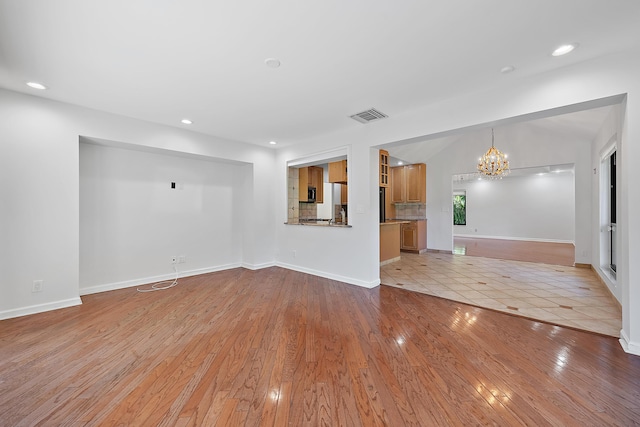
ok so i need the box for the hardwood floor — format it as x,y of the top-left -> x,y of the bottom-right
2,267 -> 639,426
454,237 -> 576,266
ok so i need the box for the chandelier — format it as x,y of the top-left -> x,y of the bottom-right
477,128 -> 510,179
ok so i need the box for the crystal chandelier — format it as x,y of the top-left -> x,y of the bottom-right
477,128 -> 510,179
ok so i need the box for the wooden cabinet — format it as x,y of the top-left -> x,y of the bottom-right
328,160 -> 347,183
390,166 -> 405,203
380,222 -> 401,264
390,163 -> 426,203
298,166 -> 323,203
341,184 -> 348,204
400,220 -> 427,253
379,149 -> 389,187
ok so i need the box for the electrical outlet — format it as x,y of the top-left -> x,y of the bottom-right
178,255 -> 186,264
292,250 -> 296,258
171,256 -> 177,264
32,280 -> 43,293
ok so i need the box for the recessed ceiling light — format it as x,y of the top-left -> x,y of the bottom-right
269,141 -> 277,145
181,119 -> 193,125
552,43 -> 578,57
26,81 -> 47,90
500,65 -> 515,74
398,161 -> 404,165
264,58 -> 281,68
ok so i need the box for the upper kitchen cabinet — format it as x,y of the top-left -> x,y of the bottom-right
390,163 -> 426,203
298,165 -> 324,203
328,160 -> 347,184
379,149 -> 389,187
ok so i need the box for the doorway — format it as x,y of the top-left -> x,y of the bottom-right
601,146 -> 617,276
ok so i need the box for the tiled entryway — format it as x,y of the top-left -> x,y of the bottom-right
380,252 -> 622,337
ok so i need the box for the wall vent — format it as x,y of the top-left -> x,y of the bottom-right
350,108 -> 388,124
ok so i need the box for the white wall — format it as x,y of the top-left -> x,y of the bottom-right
454,171 -> 575,242
591,105 -> 622,302
79,142 -> 245,294
0,88 -> 276,320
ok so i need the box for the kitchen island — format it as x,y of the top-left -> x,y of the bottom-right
380,221 -> 409,265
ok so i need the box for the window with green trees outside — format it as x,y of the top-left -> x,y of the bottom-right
453,193 -> 466,225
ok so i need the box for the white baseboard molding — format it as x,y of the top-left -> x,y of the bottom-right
79,263 -> 243,296
276,262 -> 379,289
241,261 -> 277,270
380,256 -> 401,266
453,234 -> 575,244
619,329 -> 640,356
0,297 -> 82,321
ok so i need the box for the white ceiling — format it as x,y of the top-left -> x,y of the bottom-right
387,104 -> 615,165
1,1 -> 639,148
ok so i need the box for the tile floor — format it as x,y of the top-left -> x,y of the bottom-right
380,252 -> 622,337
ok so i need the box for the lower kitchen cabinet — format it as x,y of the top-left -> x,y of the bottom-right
400,220 -> 427,253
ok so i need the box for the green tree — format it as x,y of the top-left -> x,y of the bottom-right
453,195 -> 466,225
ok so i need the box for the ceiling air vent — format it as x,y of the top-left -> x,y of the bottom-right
350,108 -> 388,124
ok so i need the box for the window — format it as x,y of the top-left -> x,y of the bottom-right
453,192 -> 466,225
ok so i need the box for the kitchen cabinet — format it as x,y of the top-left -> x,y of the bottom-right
298,166 -> 323,203
329,160 -> 347,183
390,163 -> 426,203
400,220 -> 427,253
390,166 -> 405,203
379,149 -> 389,187
380,222 -> 401,264
341,183 -> 348,204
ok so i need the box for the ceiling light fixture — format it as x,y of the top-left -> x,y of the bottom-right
264,58 -> 281,68
181,119 -> 193,125
500,65 -> 515,74
477,128 -> 510,179
269,141 -> 277,145
26,81 -> 47,90
552,43 -> 578,56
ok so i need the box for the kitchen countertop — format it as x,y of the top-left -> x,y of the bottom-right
285,221 -> 351,228
380,220 -> 409,226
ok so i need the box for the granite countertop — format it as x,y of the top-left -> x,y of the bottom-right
285,221 -> 351,228
380,220 -> 410,226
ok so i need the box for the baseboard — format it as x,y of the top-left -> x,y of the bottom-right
79,263 -> 243,295
427,249 -> 453,254
619,329 -> 640,356
276,262 -> 379,289
590,265 -> 622,308
0,297 -> 82,321
241,261 -> 277,270
380,256 -> 401,266
574,263 -> 591,269
453,234 -> 575,244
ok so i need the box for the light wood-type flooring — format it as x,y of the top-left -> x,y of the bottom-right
453,236 -> 576,266
2,267 -> 639,426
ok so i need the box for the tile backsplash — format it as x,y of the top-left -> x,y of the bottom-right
287,167 -> 299,223
299,202 -> 318,220
393,203 -> 426,220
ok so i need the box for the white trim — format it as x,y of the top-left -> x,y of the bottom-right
79,263 -> 242,295
241,261 -> 277,270
276,262 -> 379,289
0,297 -> 82,321
619,329 -> 640,356
286,146 -> 349,167
380,256 -> 401,266
453,234 -> 575,244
